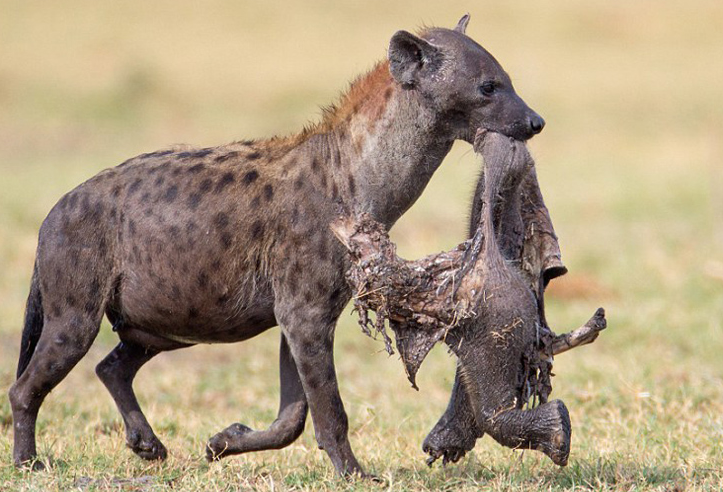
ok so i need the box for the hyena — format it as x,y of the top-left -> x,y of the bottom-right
10,15 -> 545,476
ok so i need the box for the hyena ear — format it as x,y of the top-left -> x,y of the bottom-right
454,14 -> 470,34
388,30 -> 442,88
389,320 -> 447,390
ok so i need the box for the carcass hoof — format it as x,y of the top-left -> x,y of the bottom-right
536,400 -> 571,467
422,424 -> 478,466
423,445 -> 468,467
126,430 -> 168,461
206,423 -> 253,461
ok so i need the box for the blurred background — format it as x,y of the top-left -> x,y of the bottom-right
1,0 -> 722,489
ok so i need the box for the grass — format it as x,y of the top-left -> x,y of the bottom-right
1,0 -> 723,490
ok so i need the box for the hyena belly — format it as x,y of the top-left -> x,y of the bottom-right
114,198 -> 277,344
53,150 -> 286,345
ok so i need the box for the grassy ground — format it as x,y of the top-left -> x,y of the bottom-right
1,1 -> 723,490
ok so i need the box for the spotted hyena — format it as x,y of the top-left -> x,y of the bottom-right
10,15 -> 545,476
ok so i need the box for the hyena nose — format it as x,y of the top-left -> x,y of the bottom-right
529,114 -> 545,135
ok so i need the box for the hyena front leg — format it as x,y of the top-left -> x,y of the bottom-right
271,282 -> 364,477
206,333 -> 308,460
283,320 -> 364,477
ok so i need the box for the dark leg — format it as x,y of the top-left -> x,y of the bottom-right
206,333 -> 308,460
95,341 -> 167,460
9,313 -> 100,469
484,399 -> 571,466
449,322 -> 571,467
424,369 -> 571,467
423,364 -> 482,465
281,322 -> 363,477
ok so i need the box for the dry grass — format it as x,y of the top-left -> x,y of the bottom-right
1,1 -> 723,490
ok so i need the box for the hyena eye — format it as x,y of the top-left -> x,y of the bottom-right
479,81 -> 496,96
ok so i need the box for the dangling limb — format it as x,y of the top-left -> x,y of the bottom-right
423,364 -> 483,465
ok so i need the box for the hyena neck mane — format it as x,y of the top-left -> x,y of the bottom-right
284,60 -> 455,228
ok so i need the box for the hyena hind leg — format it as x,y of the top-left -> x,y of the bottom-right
96,341 -> 171,461
9,313 -> 101,469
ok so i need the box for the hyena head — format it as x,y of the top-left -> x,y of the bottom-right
388,14 -> 545,142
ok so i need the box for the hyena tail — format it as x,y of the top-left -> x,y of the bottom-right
17,263 -> 44,379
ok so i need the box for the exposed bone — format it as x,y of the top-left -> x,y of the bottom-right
550,307 -> 606,356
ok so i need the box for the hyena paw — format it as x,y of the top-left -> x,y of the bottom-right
126,429 -> 168,461
206,423 -> 253,461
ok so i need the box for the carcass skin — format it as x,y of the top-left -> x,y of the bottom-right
424,133 -> 568,466
428,131 -> 570,466
333,131 -> 605,467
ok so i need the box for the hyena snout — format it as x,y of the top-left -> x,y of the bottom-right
508,110 -> 545,141
528,112 -> 545,135
488,105 -> 546,142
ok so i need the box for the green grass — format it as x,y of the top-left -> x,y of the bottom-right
2,1 -> 723,490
